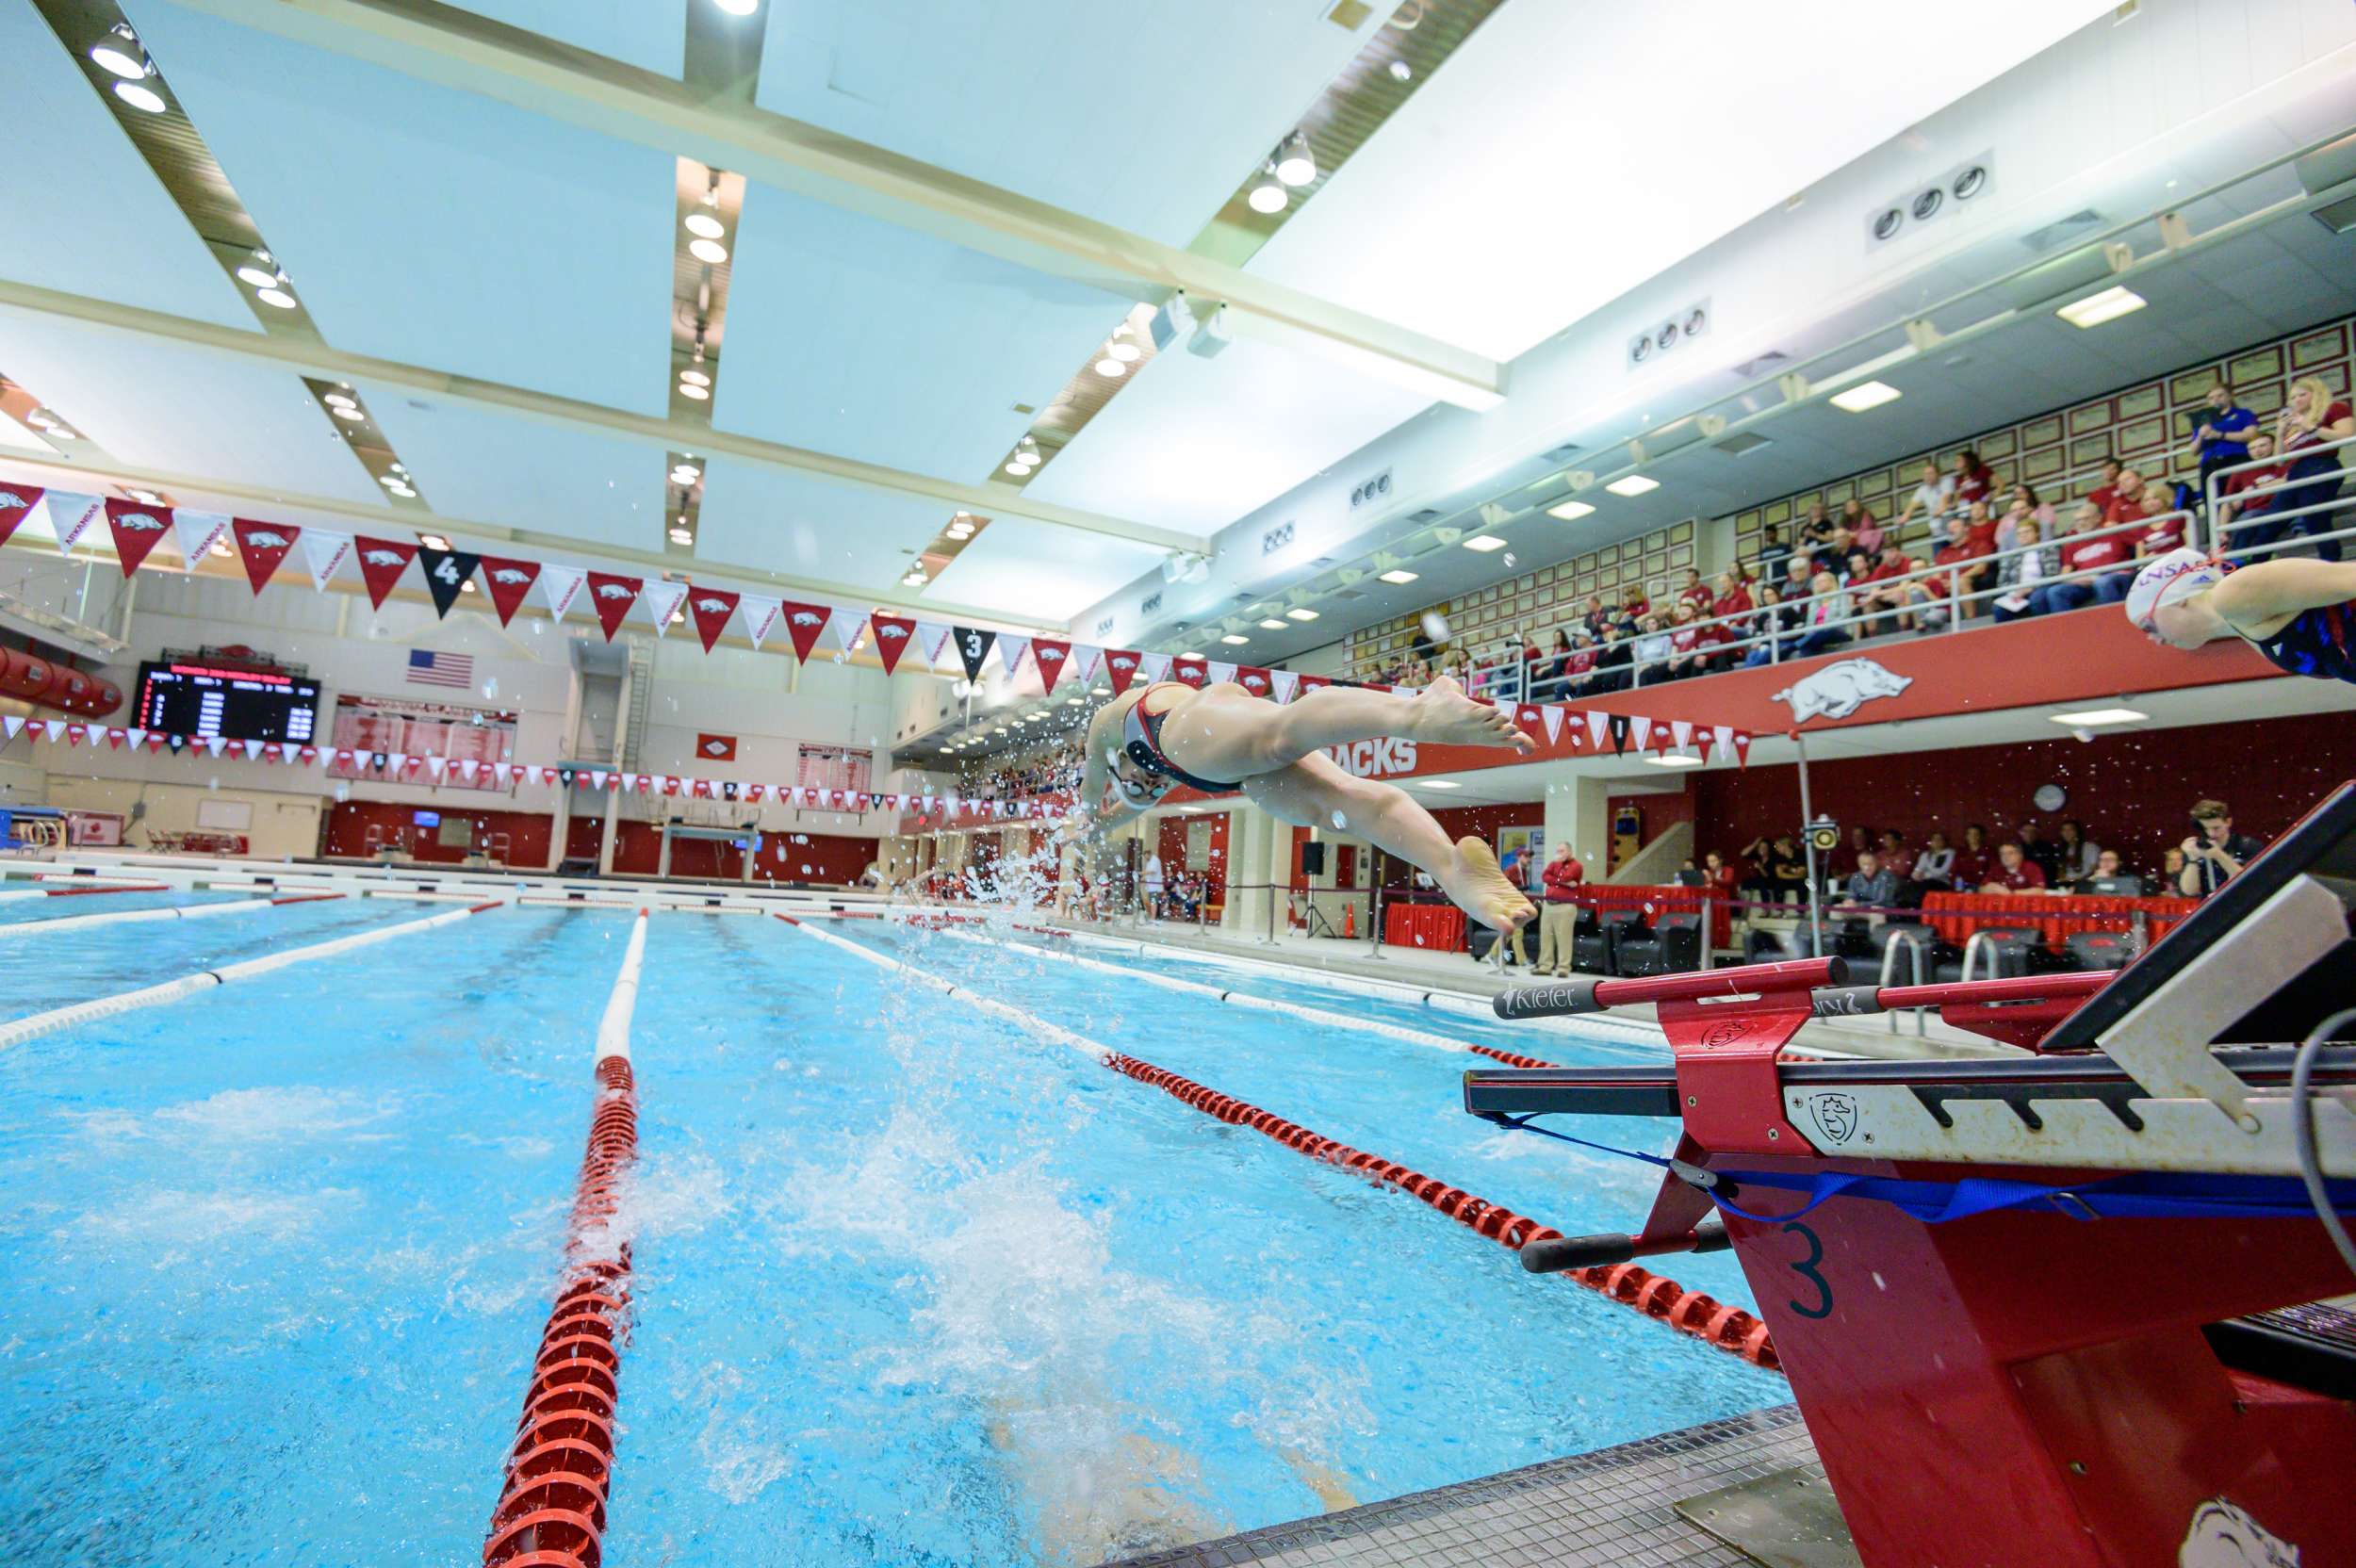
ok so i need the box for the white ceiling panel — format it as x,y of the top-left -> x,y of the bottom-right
442,0 -> 687,76
360,392 -> 665,551
755,1 -> 1381,245
0,4 -> 257,331
695,458 -> 951,591
928,518 -> 1169,624
1022,336 -> 1430,538
715,187 -> 1131,481
0,409 -> 61,458
124,1 -> 678,414
0,305 -> 385,504
1248,0 -> 2121,361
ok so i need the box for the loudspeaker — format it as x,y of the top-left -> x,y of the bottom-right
1300,841 -> 1328,875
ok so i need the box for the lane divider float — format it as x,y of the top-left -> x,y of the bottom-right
0,899 -> 509,1051
0,881 -> 172,902
0,894 -> 287,939
778,917 -> 1772,1369
483,907 -> 648,1568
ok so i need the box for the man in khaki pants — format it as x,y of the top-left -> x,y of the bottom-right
1535,841 -> 1585,977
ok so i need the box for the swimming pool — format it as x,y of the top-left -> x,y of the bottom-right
0,905 -> 1779,1567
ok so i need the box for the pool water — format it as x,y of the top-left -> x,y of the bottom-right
0,906 -> 1778,1568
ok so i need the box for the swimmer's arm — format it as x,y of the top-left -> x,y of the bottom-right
2207,560 -> 2356,634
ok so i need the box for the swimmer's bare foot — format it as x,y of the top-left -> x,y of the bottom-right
1438,836 -> 1536,935
1406,675 -> 1535,753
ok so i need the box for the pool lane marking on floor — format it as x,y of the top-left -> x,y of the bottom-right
776,914 -> 1777,1370
920,923 -> 1562,1068
484,907 -> 647,1568
0,897 -> 511,1051
0,894 -> 286,939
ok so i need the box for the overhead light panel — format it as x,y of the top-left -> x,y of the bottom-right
1415,778 -> 1461,790
683,213 -> 726,240
1286,607 -> 1319,621
1246,164 -> 1288,215
255,288 -> 297,310
1378,568 -> 1419,584
687,237 -> 728,266
1604,475 -> 1660,498
678,383 -> 710,401
2056,286 -> 2146,329
1274,131 -> 1317,188
1257,618 -> 1287,629
1646,753 -> 1706,769
679,368 -> 712,388
1220,633 -> 1250,645
1093,357 -> 1126,378
1547,499 -> 1596,520
1463,534 -> 1507,552
113,82 -> 166,114
235,265 -> 277,288
90,27 -> 148,80
1830,380 -> 1903,413
710,0 -> 760,15
2048,707 -> 2148,727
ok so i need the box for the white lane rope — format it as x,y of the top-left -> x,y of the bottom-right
923,923 -> 1479,1056
0,900 -> 507,1051
776,915 -> 1113,1064
597,909 -> 651,1062
0,896 -> 281,939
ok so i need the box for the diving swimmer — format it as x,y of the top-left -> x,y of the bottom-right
2127,546 -> 2356,681
1072,674 -> 1539,935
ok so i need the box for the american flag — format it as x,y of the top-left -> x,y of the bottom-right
405,649 -> 474,689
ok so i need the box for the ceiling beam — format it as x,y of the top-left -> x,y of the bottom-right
0,274 -> 1196,557
0,448 -> 1066,633
162,0 -> 1507,413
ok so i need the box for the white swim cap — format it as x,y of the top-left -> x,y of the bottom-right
2124,547 -> 2226,640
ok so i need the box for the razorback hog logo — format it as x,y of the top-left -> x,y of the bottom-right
1241,673 -> 1268,693
0,491 -> 26,509
1110,654 -> 1137,671
702,740 -> 728,756
490,568 -> 532,584
361,548 -> 406,566
790,612 -> 824,627
876,625 -> 908,642
1774,658 -> 1914,724
242,530 -> 290,548
595,583 -> 635,600
1037,646 -> 1063,663
694,597 -> 732,613
2179,1498 -> 2299,1568
1324,737 -> 1418,779
115,512 -> 166,531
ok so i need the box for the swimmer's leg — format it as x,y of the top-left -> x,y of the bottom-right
1244,754 -> 1535,935
1162,674 -> 1533,782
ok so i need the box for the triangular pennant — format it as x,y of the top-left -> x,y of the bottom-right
1233,667 -> 1272,701
0,485 -> 45,550
641,579 -> 690,635
871,613 -> 917,676
1031,638 -> 1071,694
1170,656 -> 1208,690
104,727 -> 125,750
825,607 -> 866,654
1711,725 -> 1734,763
1297,674 -> 1333,696
1586,710 -> 1611,750
146,731 -> 170,752
45,493 -> 102,556
104,500 -> 174,576
205,735 -> 227,759
1,715 -> 24,745
477,556 -> 541,628
914,620 -> 954,668
740,596 -> 782,650
953,627 -> 996,682
354,536 -> 419,609
1269,669 -> 1300,704
1541,705 -> 1565,744
123,727 -> 144,749
1629,715 -> 1653,752
417,547 -> 481,618
1135,651 -> 1173,687
1734,732 -> 1752,769
780,602 -> 831,662
1670,719 -> 1693,752
231,518 -> 301,595
427,756 -> 449,781
745,783 -> 766,804
997,634 -> 1031,677
493,762 -> 514,788
172,512 -> 231,572
590,769 -> 609,792
661,776 -> 680,797
1607,714 -> 1631,755
687,585 -> 740,654
585,572 -> 643,641
300,530 -> 352,593
457,758 -> 477,782
1104,649 -> 1143,696
1205,660 -> 1236,687
540,564 -> 586,622
1070,645 -> 1104,688
63,724 -> 85,748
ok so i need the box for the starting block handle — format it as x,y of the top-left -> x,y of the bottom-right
1520,1222 -> 1733,1274
1496,956 -> 1846,1020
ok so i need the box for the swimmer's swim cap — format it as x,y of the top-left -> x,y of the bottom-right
2124,546 -> 2227,640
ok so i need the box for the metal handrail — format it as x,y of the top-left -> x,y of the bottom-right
1879,926 -> 1928,1037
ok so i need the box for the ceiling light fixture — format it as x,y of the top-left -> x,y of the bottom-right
1093,357 -> 1126,378
333,405 -> 365,422
1286,607 -> 1319,621
113,82 -> 166,114
1257,618 -> 1287,630
683,213 -> 726,240
255,287 -> 297,310
1415,778 -> 1461,790
1378,568 -> 1419,584
2056,286 -> 2147,329
679,368 -> 712,388
419,534 -> 450,550
679,383 -> 710,400
1604,474 -> 1660,497
1273,130 -> 1317,188
322,392 -> 356,410
712,0 -> 760,15
1547,499 -> 1596,520
669,528 -> 694,544
47,428 -> 77,441
1388,59 -> 1413,82
1246,164 -> 1288,215
1220,633 -> 1250,645
1830,380 -> 1903,413
1003,462 -> 1030,476
1646,753 -> 1707,769
687,237 -> 728,266
1107,341 -> 1140,363
235,265 -> 277,289
1463,534 -> 1507,552
2048,706 -> 2148,727
671,464 -> 701,483
90,33 -> 147,81
384,484 -> 415,498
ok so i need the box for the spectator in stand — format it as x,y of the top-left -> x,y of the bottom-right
2082,848 -> 2144,897
1876,828 -> 1915,883
1740,584 -> 1800,667
1989,517 -> 2056,622
2053,819 -> 2100,890
1661,601 -> 1709,681
1798,500 -> 1841,570
2135,487 -> 2187,557
1839,548 -> 1875,596
1841,851 -> 1900,907
1981,841 -> 2048,894
1560,629 -> 1600,698
1842,499 -> 1886,561
2179,797 -> 2264,897
1905,514 -> 1988,631
1912,830 -> 1956,889
2101,466 -> 2150,528
2273,375 -> 2354,561
1855,541 -> 1922,631
1700,849 -> 1739,898
2017,821 -> 2063,884
1951,449 -> 1995,511
1960,498 -> 2002,555
1780,551 -> 1815,609
1897,460 -> 1955,534
1592,622 -> 1634,694
2217,431 -> 2288,549
1792,571 -> 1853,658
1949,824 -> 1994,890
1740,834 -> 1807,905
1757,523 -> 1794,582
1832,825 -> 1873,879
1533,840 -> 1584,977
1535,629 -> 1573,700
1632,613 -> 1675,687
1620,583 -> 1652,629
1579,595 -> 1611,637
1141,850 -> 1167,919
2033,500 -> 2135,613
1677,567 -> 1713,617
2086,456 -> 2126,519
2183,383 -> 2259,497
2002,482 -> 2056,541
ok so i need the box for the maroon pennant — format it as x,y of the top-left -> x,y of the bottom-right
870,613 -> 916,676
0,485 -> 44,550
585,572 -> 642,642
779,601 -> 829,663
1235,666 -> 1272,700
1029,637 -> 1072,694
104,499 -> 174,576
144,731 -> 169,753
353,536 -> 419,609
1170,656 -> 1208,691
106,727 -> 126,750
661,776 -> 681,797
1298,674 -> 1333,696
231,518 -> 302,595
745,783 -> 766,804
1104,649 -> 1142,696
1734,733 -> 1752,769
687,584 -> 740,654
477,555 -> 542,628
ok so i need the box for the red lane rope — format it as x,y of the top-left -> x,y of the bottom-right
37,882 -> 170,897
268,892 -> 346,906
483,1054 -> 639,1568
1102,1052 -> 1776,1371
1466,1043 -> 1562,1070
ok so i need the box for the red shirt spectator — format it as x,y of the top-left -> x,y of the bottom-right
2140,504 -> 2186,555
1983,844 -> 2048,892
1563,646 -> 1598,678
1949,831 -> 1993,890
1542,854 -> 1585,902
1952,450 -> 1993,508
2061,530 -> 2132,574
2086,459 -> 2124,520
2101,468 -> 2151,528
1713,585 -> 1754,621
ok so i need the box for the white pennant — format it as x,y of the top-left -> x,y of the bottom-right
494,762 -> 513,787
47,493 -> 102,556
427,756 -> 448,780
1269,669 -> 1300,704
205,735 -> 227,758
1585,710 -> 1610,749
1206,660 -> 1236,686
914,620 -> 955,667
997,634 -> 1031,676
124,727 -> 146,750
173,512 -> 231,570
301,530 -> 352,592
1630,715 -> 1653,752
1,715 -> 22,745
541,564 -> 586,622
1070,645 -> 1104,686
591,769 -> 609,792
1670,719 -> 1693,751
388,752 -> 410,775
810,606 -> 857,654
642,580 -> 690,635
1136,651 -> 1172,684
1713,725 -> 1736,762
1541,706 -> 1565,744
458,758 -> 479,781
740,596 -> 782,650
